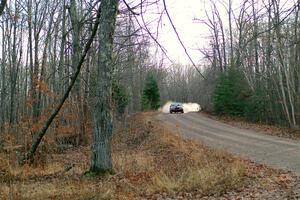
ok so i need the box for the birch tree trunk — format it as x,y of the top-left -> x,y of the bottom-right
90,0 -> 119,173
252,0 -> 259,78
228,0 -> 233,66
294,2 -> 300,125
273,0 -> 296,127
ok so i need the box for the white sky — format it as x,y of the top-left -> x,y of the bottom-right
140,0 -> 296,66
141,0 -> 229,65
155,0 -> 209,65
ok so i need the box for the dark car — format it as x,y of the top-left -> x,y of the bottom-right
169,103 -> 184,114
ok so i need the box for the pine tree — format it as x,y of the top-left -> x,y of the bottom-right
141,73 -> 160,110
213,67 -> 250,116
112,80 -> 129,115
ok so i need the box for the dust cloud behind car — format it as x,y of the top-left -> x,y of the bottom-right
159,101 -> 201,114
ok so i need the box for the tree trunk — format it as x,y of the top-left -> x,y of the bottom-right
20,6 -> 101,164
0,22 -> 6,128
58,0 -> 66,94
228,0 -> 233,66
69,0 -> 84,145
9,8 -> 18,124
252,0 -> 259,78
90,0 -> 119,173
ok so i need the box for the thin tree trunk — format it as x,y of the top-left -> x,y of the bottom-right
273,0 -> 295,126
9,5 -> 18,124
20,6 -> 101,164
252,0 -> 259,78
31,1 -> 48,122
294,2 -> 300,124
69,0 -> 84,144
228,0 -> 233,66
36,4 -> 56,123
0,21 -> 6,128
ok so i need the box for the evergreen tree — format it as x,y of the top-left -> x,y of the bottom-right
244,84 -> 268,122
141,73 -> 160,110
213,67 -> 250,116
112,80 -> 129,115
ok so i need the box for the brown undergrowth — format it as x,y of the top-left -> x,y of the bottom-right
0,112 -> 297,199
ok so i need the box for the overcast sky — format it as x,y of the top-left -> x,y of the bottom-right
141,0 -> 225,66
156,0 -> 209,65
141,0 -> 296,66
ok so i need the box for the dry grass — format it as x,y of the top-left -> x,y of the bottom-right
144,115 -> 247,196
0,112 -> 271,199
151,160 -> 245,193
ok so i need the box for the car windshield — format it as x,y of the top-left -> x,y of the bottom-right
171,103 -> 182,107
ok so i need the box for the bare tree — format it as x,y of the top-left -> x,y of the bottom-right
20,3 -> 102,164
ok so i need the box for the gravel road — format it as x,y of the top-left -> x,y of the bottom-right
157,112 -> 300,174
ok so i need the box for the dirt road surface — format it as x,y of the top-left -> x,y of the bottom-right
157,112 -> 300,174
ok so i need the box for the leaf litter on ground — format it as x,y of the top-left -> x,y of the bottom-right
0,112 -> 300,199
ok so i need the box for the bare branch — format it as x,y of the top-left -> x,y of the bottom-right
20,4 -> 102,165
162,0 -> 206,79
123,0 -> 139,15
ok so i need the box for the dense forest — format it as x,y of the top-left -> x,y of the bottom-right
0,0 -> 171,168
2,0 -> 300,199
0,0 -> 299,174
200,0 -> 300,129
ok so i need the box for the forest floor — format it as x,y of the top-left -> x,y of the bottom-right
1,112 -> 300,199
